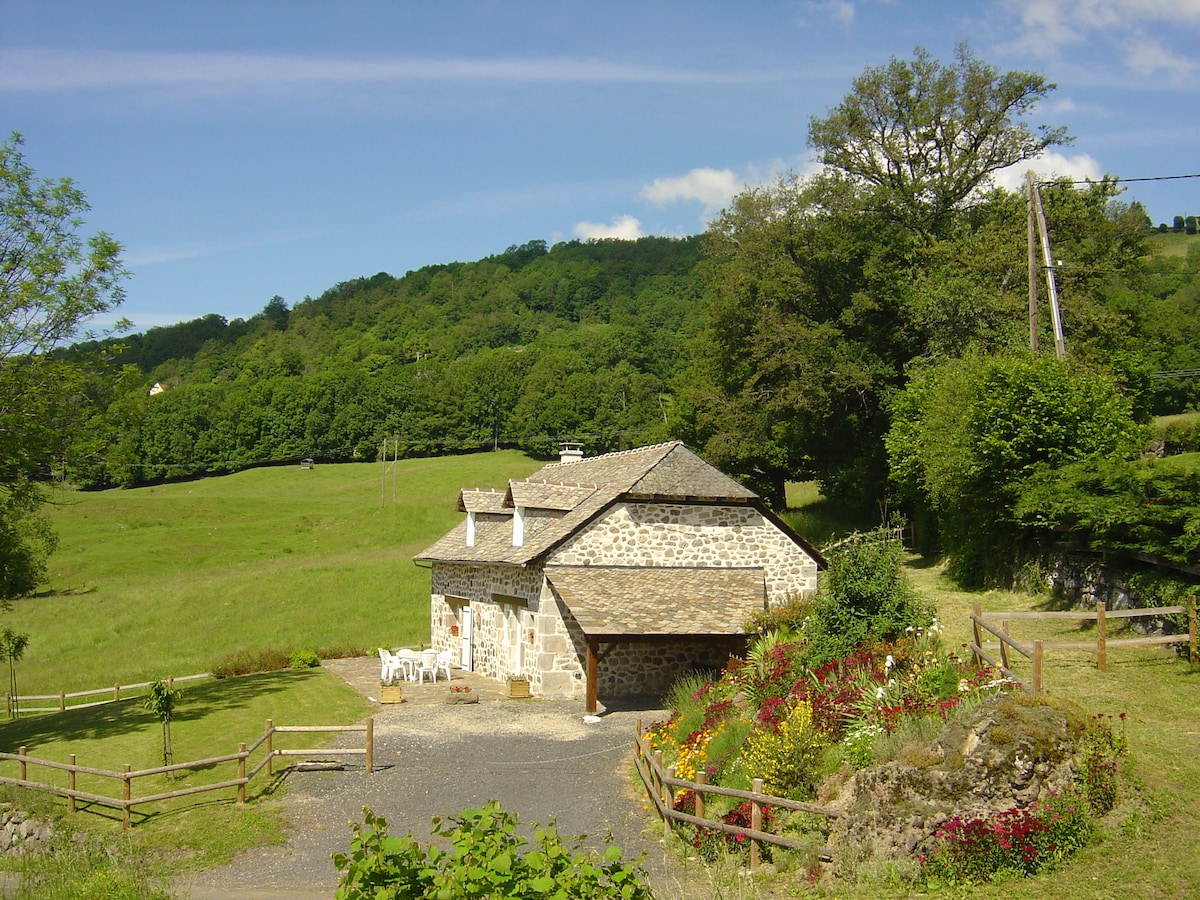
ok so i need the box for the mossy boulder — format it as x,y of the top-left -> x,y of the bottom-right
825,693 -> 1084,868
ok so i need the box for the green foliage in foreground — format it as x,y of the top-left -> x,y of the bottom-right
333,803 -> 653,899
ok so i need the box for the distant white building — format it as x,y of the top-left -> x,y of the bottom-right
149,382 -> 165,396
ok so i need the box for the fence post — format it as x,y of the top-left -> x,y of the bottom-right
365,717 -> 374,775
972,602 -> 985,670
237,743 -> 247,804
1033,641 -> 1044,693
999,620 -> 1011,671
18,746 -> 26,784
1189,595 -> 1197,665
4,694 -> 9,720
695,770 -> 707,821
114,684 -> 120,703
652,750 -> 664,813
1096,601 -> 1107,672
663,766 -> 674,839
265,719 -> 273,777
58,691 -> 66,712
122,765 -> 131,830
68,754 -> 76,814
750,778 -> 763,872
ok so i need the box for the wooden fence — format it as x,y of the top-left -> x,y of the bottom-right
633,719 -> 839,871
0,717 -> 373,829
970,596 -> 1197,692
5,673 -> 211,718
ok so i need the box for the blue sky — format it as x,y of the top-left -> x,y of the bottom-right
4,0 -> 1199,332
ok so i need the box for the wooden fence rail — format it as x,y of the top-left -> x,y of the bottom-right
6,673 -> 211,718
970,595 -> 1197,691
633,719 -> 839,872
0,717 -> 373,829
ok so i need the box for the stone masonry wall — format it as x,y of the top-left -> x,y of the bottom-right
550,502 -> 820,601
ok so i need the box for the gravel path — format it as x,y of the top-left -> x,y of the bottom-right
174,660 -> 708,899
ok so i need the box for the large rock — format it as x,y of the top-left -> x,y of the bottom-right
824,693 -> 1083,868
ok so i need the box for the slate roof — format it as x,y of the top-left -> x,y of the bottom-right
544,565 -> 766,636
414,441 -> 821,567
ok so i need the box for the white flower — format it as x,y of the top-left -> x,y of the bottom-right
885,655 -> 895,670
875,686 -> 885,700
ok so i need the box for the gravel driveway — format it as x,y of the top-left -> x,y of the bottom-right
175,660 -> 707,899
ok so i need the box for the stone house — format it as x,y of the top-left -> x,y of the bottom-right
414,441 -> 824,711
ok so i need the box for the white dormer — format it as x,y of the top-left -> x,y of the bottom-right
513,505 -> 525,547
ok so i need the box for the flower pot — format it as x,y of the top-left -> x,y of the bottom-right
445,691 -> 479,704
379,684 -> 402,704
505,679 -> 530,699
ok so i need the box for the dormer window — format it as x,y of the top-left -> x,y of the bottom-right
513,505 -> 525,547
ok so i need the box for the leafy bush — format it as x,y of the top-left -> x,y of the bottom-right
332,803 -> 652,899
288,649 -> 320,669
921,793 -> 1093,883
1075,713 -> 1128,815
739,701 -> 826,799
799,533 -> 932,669
211,647 -> 291,678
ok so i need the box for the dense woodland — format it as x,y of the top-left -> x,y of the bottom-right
9,47 -> 1200,595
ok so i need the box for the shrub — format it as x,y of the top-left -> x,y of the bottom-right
800,533 -> 932,669
211,647 -> 291,678
289,649 -> 320,669
739,701 -> 826,799
690,801 -> 777,863
921,792 -> 1093,884
332,803 -> 652,899
1076,712 -> 1128,815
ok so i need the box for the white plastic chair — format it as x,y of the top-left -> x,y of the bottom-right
434,649 -> 452,682
416,649 -> 438,683
377,648 -> 401,683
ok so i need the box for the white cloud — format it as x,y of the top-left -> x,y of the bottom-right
124,228 -> 324,268
640,167 -> 742,219
0,48 -> 788,98
1123,35 -> 1200,82
993,151 -> 1105,192
572,215 -> 645,241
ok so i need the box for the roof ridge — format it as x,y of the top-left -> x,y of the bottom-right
541,440 -> 681,468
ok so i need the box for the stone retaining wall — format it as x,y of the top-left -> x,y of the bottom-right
0,807 -> 52,855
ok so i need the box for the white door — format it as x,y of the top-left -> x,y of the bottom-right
460,605 -> 473,670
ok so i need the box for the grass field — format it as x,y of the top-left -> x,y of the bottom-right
4,455 -> 1200,896
23,452 -> 542,692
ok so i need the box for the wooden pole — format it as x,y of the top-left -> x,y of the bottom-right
114,684 -> 120,702
365,717 -> 374,775
750,778 -> 763,871
585,639 -> 598,714
1033,641 -> 1044,693
18,746 -> 26,783
237,744 -> 246,804
1032,179 -> 1066,360
122,765 -> 131,830
664,766 -> 674,839
1027,170 -> 1039,354
972,603 -> 986,671
695,770 -> 707,821
265,719 -> 273,777
1000,620 -> 1011,671
58,691 -> 65,712
1096,602 -> 1107,672
1189,595 -> 1197,665
68,754 -> 76,814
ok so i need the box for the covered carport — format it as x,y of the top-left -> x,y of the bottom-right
544,565 -> 768,713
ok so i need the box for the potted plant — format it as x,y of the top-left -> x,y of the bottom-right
504,674 -> 531,699
449,624 -> 459,637
379,676 -> 402,704
446,684 -> 478,704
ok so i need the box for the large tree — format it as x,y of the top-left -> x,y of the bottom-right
0,132 -> 127,601
808,43 -> 1069,239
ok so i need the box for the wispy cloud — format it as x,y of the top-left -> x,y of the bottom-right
994,151 -> 1104,191
572,215 -> 644,240
0,48 -> 788,98
124,228 -> 324,268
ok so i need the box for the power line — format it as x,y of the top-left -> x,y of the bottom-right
1039,173 -> 1200,187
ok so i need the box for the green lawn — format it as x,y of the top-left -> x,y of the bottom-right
23,452 -> 542,692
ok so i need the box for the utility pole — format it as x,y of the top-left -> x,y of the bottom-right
1027,172 -> 1066,360
1026,171 -> 1039,354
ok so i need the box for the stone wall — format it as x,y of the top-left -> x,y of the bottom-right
550,501 -> 820,602
0,808 -> 52,855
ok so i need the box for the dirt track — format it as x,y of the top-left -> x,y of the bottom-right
175,658 -> 706,899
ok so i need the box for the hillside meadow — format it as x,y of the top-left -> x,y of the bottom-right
22,452 -> 542,692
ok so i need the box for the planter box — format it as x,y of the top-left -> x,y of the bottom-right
379,684 -> 402,704
504,680 -> 531,699
445,692 -> 479,704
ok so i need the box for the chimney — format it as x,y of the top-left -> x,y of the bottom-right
558,442 -> 583,464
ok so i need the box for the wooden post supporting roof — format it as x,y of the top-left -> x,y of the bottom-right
584,637 -> 622,714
